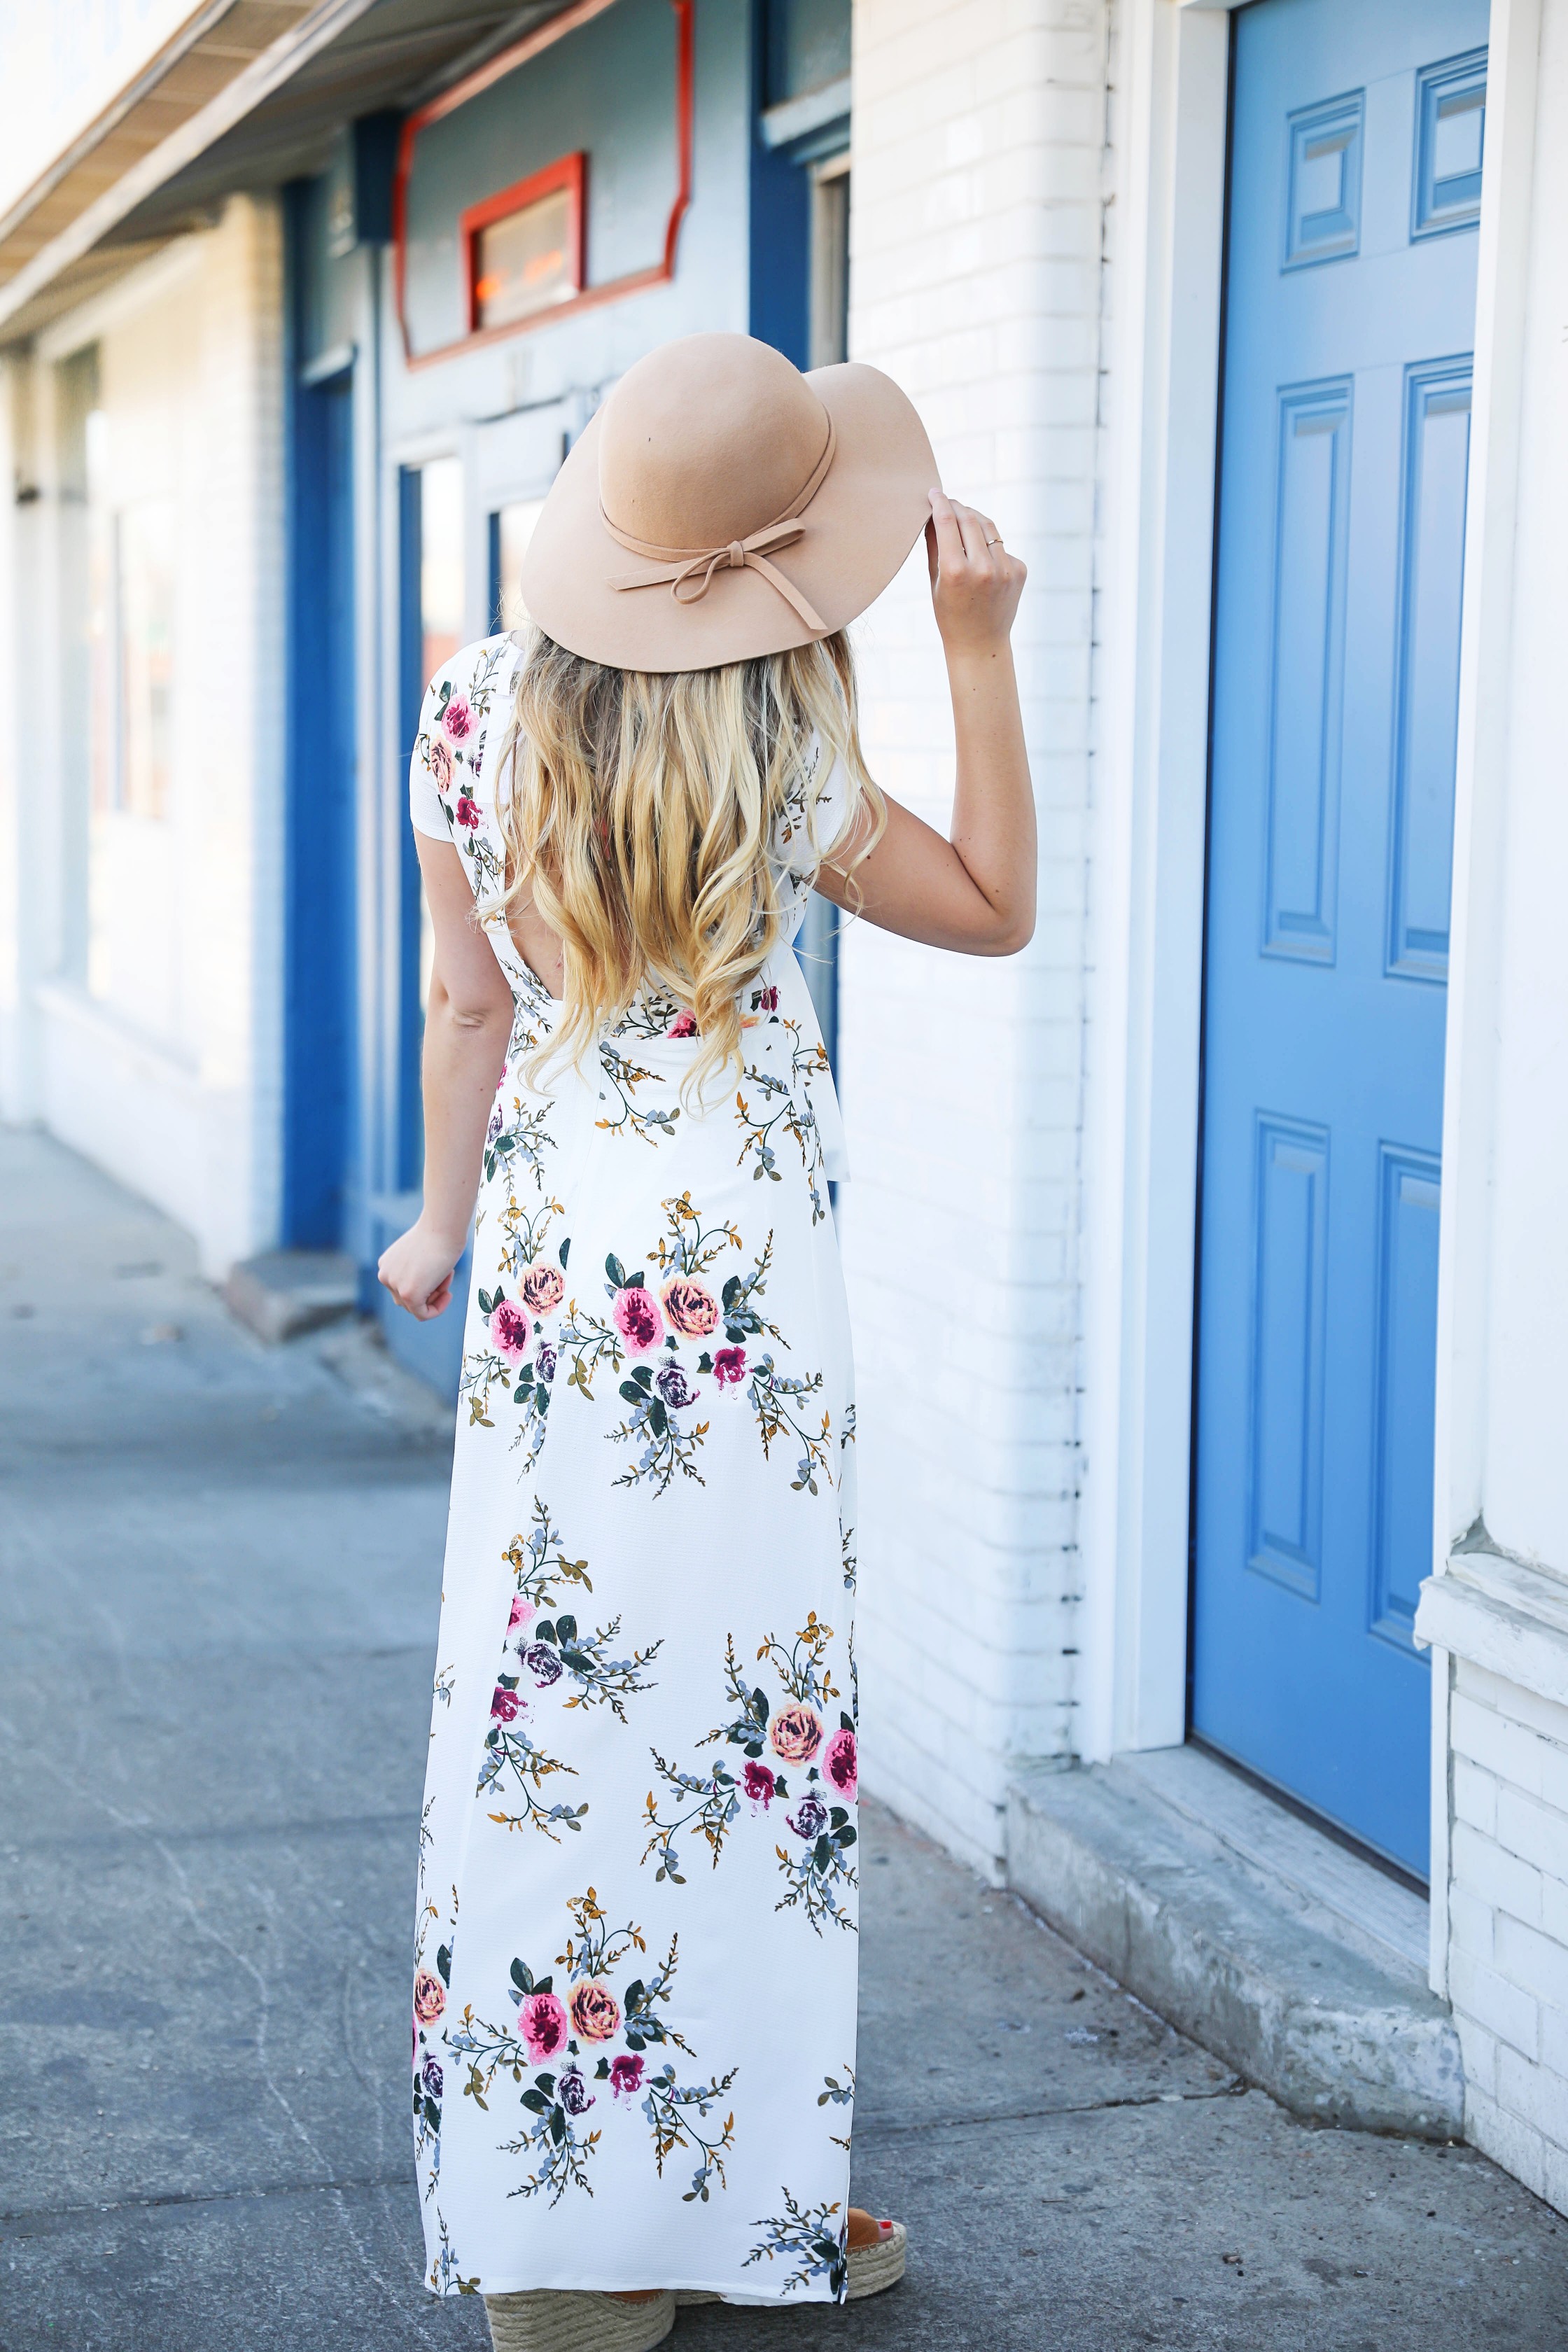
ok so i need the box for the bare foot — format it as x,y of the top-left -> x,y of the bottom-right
847,2207 -> 896,2250
606,2292 -> 661,2305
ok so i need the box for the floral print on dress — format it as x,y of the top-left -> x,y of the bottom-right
447,1889 -> 738,2205
479,1502 -> 662,1839
743,2192 -> 848,2300
412,1879 -> 460,2226
642,1616 -> 858,1933
412,634 -> 854,2300
736,1014 -> 832,1226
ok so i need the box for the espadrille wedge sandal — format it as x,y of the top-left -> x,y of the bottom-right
672,2211 -> 906,2308
483,2289 -> 675,2352
846,2216 -> 906,2300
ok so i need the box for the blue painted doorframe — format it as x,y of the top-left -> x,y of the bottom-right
282,184 -> 358,1250
1192,0 -> 1487,1877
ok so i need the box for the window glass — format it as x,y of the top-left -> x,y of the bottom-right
489,497 -> 546,631
116,500 -> 176,819
808,157 -> 850,369
410,458 -> 465,1028
419,456 -> 465,690
473,187 -> 575,329
85,409 -> 111,823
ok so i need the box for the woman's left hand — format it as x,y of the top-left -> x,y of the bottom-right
925,490 -> 1027,659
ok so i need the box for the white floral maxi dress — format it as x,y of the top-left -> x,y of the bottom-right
407,635 -> 860,2304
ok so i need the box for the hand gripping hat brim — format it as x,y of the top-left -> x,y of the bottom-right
519,334 -> 939,673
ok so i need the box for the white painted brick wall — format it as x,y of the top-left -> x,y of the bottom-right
843,0 -> 1112,1875
1446,1657 -> 1568,2215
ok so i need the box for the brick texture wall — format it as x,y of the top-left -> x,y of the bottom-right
1446,1657 -> 1568,2211
841,0 -> 1112,1873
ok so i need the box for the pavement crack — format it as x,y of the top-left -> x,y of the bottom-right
2,2171 -> 414,2228
853,2080 -> 1249,2141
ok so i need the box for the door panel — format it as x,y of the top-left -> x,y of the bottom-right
1192,0 -> 1485,1877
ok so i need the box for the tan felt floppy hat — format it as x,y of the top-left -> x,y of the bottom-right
519,332 -> 940,674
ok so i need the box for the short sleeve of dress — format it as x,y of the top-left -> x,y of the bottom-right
409,668 -> 458,840
408,634 -> 522,842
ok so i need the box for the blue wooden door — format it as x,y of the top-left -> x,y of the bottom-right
1193,0 -> 1488,1876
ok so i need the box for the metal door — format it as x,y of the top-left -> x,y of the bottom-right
1192,0 -> 1488,1875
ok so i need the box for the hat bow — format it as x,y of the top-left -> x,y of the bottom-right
603,416 -> 835,637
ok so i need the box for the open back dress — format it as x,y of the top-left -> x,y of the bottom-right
407,633 -> 860,2304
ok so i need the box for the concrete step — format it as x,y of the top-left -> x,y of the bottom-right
1006,1744 -> 1464,2141
224,1249 -> 358,1343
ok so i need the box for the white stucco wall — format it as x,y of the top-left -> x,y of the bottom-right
12,194 -> 286,1273
841,0 -> 1112,1874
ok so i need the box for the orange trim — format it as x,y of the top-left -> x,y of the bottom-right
393,0 -> 694,371
461,151 -> 585,334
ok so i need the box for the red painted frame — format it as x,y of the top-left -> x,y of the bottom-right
392,0 -> 694,371
461,150 -> 585,334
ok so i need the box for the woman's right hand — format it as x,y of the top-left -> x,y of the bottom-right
378,1219 -> 463,1320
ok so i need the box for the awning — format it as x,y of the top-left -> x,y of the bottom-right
0,0 -> 578,346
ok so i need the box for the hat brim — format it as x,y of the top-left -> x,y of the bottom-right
518,361 -> 939,673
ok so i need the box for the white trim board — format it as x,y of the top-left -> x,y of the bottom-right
1415,1548 -> 1568,1714
1078,0 -> 1230,1760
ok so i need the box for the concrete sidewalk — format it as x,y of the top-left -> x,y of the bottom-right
3,1124 -> 1565,2351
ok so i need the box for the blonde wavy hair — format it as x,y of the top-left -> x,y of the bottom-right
491,629 -> 883,1099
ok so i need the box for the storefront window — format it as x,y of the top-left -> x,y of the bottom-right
115,500 -> 176,820
489,496 -> 545,631
465,156 -> 584,332
418,456 -> 464,689
399,451 -> 465,1077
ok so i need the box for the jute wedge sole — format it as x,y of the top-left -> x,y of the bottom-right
484,2289 -> 676,2352
848,2220 -> 908,2301
671,2222 -> 908,2310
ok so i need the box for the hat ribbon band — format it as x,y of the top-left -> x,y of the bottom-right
602,415 -> 835,634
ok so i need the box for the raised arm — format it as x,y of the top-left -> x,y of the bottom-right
816,489 -> 1035,954
377,834 -> 514,1321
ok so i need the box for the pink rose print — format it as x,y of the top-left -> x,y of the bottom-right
430,738 -> 452,790
769,1701 -> 824,1765
520,1989 -> 568,2064
568,1981 -> 622,2043
489,1298 -> 531,1362
712,1345 -> 747,1387
825,1726 -> 858,1802
490,1684 -> 521,1722
413,1969 -> 446,2026
611,1283 -> 664,1354
743,1760 -> 776,1806
609,2052 -> 644,2098
661,1274 -> 718,1338
668,1010 -> 697,1038
756,985 -> 778,1011
508,1595 -> 535,1631
521,1262 -> 566,1315
442,694 -> 473,741
455,794 -> 481,830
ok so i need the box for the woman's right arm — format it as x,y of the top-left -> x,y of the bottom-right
377,834 -> 514,1322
